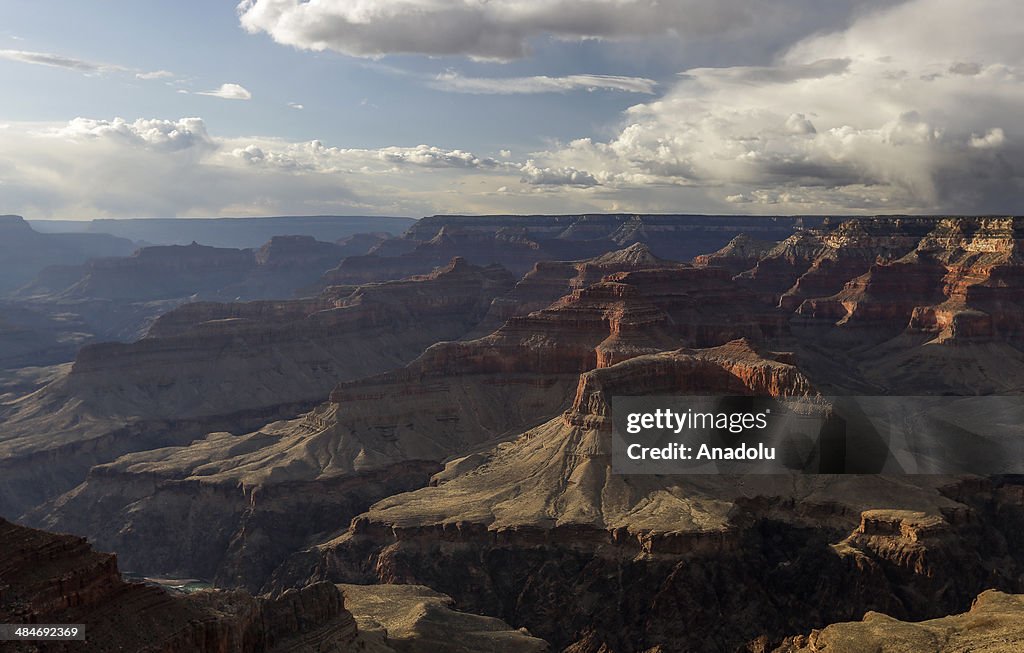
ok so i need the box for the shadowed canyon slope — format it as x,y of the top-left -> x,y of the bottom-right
0,517 -> 547,653
0,259 -> 513,517
0,517 -> 359,653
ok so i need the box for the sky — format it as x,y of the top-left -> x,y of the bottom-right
0,0 -> 1020,219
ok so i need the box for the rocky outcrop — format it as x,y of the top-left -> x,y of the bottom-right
774,590 -> 1024,653
0,517 -> 359,653
737,219 -> 930,308
341,584 -> 549,653
779,218 -> 1024,393
0,259 -> 514,518
471,243 -> 683,336
404,215 -> 824,258
35,259 -> 686,588
693,233 -> 779,274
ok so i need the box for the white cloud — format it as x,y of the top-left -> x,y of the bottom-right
0,48 -> 122,74
197,83 -> 253,100
236,0 -> 888,61
0,48 -> 173,81
136,70 -> 175,80
46,117 -> 215,152
0,116 -> 537,218
970,128 -> 1006,149
3,1 -> 1021,219
287,102 -> 304,110
520,160 -> 599,186
527,0 -> 1024,213
432,71 -> 657,95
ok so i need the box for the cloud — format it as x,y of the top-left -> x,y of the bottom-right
520,160 -> 599,186
236,0 -> 891,61
197,83 -> 252,100
0,48 -> 173,81
376,145 -> 502,168
527,0 -> 1024,213
287,102 -> 304,109
136,70 -> 175,80
0,48 -> 121,74
970,128 -> 1006,149
4,1 -> 1021,218
46,117 -> 215,153
432,71 -> 657,95
0,116 -> 535,218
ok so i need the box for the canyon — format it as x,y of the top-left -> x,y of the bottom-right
4,214 -> 1024,651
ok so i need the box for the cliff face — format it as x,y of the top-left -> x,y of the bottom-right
0,518 -> 359,653
0,259 -> 514,519
773,218 -> 1024,393
693,233 -> 780,274
736,219 -> 932,308
470,242 -> 683,336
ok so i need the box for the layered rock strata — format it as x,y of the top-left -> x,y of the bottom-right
0,260 -> 513,518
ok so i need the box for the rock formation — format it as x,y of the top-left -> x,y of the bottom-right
0,517 -> 546,652
775,590 -> 1024,653
0,517 -> 359,653
0,216 -> 134,295
0,259 -> 514,519
315,215 -> 824,287
341,584 -> 549,653
272,334 -> 1024,651
470,242 -> 683,336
